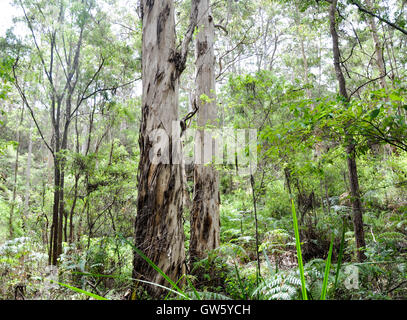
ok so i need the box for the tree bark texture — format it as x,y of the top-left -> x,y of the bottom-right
133,0 -> 186,298
189,0 -> 221,265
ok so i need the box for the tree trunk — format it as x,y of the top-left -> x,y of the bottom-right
50,156 -> 61,265
346,143 -> 366,262
69,116 -> 81,244
189,0 -> 220,265
22,124 -> 32,230
294,6 -> 312,100
133,0 -> 187,298
329,0 -> 366,262
9,106 -> 24,239
365,0 -> 387,90
50,125 -> 67,265
24,126 -> 32,211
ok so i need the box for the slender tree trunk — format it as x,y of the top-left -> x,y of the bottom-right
52,130 -> 67,264
24,125 -> 32,212
324,175 -> 331,215
295,6 -> 312,100
133,0 -> 191,298
59,123 -> 70,246
384,25 -> 399,81
59,167 -> 66,245
365,0 -> 387,89
69,116 -> 81,244
22,124 -> 32,231
9,106 -> 25,239
41,179 -> 48,247
50,156 -> 61,265
346,143 -> 366,261
69,174 -> 79,244
250,174 -> 261,284
189,0 -> 220,265
364,1 -> 398,155
329,0 -> 366,262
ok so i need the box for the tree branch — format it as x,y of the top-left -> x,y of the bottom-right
12,58 -> 54,156
349,0 -> 407,36
180,98 -> 199,136
349,70 -> 389,97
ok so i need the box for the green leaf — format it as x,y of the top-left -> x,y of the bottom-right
369,108 -> 380,120
291,199 -> 308,300
53,280 -> 108,300
321,232 -> 334,300
120,235 -> 189,299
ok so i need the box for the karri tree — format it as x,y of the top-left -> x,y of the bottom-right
132,0 -> 198,298
189,0 -> 221,265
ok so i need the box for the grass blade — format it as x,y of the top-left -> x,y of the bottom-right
120,235 -> 187,298
71,272 -> 189,299
134,278 -> 188,299
321,232 -> 335,300
233,261 -> 247,299
164,274 -> 189,300
291,198 -> 308,300
185,276 -> 201,300
52,280 -> 108,300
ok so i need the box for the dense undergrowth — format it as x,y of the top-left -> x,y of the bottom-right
1,0 -> 407,302
1,152 -> 406,300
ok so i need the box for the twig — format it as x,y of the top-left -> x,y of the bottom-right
214,24 -> 228,35
349,0 -> 407,36
180,98 -> 199,136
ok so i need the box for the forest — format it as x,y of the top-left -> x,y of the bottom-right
0,0 -> 406,301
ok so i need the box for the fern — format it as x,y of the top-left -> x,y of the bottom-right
186,291 -> 232,300
377,231 -> 406,242
252,272 -> 301,300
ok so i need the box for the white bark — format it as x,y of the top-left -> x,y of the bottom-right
133,0 -> 187,297
190,0 -> 220,263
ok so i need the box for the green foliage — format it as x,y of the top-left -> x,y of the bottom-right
54,280 -> 108,300
0,55 -> 14,100
253,271 -> 302,300
0,237 -> 48,299
0,0 -> 406,301
291,199 -> 308,300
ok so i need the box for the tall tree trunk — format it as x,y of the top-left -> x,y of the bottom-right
189,0 -> 220,265
9,106 -> 25,239
50,155 -> 61,265
294,6 -> 312,100
329,0 -> 366,262
69,115 -> 81,244
59,119 -> 70,246
365,0 -> 387,91
364,0 -> 397,155
133,0 -> 191,298
22,124 -> 32,230
59,164 -> 66,247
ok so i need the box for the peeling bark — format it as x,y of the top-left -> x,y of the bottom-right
133,0 -> 187,298
190,0 -> 220,265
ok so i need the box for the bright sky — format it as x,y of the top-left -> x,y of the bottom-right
0,0 -> 17,36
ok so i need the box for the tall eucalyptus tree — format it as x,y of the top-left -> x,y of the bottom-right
12,0 -> 136,265
132,0 -> 197,298
189,0 -> 221,265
